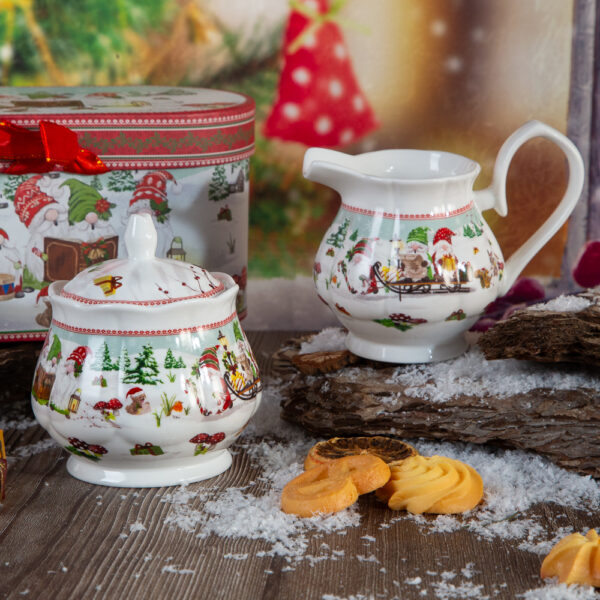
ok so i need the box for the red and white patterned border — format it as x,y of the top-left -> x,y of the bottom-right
8,110 -> 256,128
0,331 -> 46,342
60,283 -> 225,306
52,312 -> 236,337
341,201 -> 474,220
0,148 -> 255,172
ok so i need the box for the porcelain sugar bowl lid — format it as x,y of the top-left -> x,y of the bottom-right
31,213 -> 262,487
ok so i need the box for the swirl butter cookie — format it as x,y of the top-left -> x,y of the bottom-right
541,529 -> 600,587
376,455 -> 483,514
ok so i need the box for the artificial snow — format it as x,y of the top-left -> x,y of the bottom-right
11,438 -> 58,458
129,521 -> 146,533
383,347 -> 600,404
299,327 -> 347,355
529,294 -> 593,313
161,565 -> 194,575
156,374 -> 600,591
431,580 -> 485,599
519,583 -> 597,599
0,416 -> 36,431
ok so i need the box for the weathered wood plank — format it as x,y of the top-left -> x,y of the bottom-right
0,331 -> 598,600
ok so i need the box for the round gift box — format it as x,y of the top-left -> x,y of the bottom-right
0,86 -> 254,341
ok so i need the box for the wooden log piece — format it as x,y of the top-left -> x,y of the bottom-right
479,291 -> 600,366
275,337 -> 600,478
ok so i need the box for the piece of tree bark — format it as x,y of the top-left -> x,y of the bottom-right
479,291 -> 600,366
275,338 -> 600,478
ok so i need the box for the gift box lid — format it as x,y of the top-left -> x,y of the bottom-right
0,86 -> 254,169
60,212 -> 226,305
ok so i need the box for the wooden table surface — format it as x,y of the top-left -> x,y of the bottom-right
0,331 -> 597,600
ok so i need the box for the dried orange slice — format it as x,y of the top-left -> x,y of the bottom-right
330,454 -> 391,495
281,464 -> 358,517
305,436 -> 417,470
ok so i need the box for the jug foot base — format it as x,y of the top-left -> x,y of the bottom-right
66,450 -> 232,488
346,333 -> 468,364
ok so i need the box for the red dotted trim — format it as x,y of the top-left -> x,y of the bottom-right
52,312 -> 236,336
0,331 -> 47,342
60,283 -> 225,306
340,201 -> 474,220
7,110 -> 256,128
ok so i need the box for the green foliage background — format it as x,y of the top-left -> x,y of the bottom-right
0,1 -> 337,278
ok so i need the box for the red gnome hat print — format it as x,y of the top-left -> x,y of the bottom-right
433,228 -> 455,246
129,170 -> 176,224
264,0 -> 378,147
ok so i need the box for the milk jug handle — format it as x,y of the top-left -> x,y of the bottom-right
473,120 -> 584,296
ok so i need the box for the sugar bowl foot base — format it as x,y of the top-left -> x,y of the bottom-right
66,450 -> 233,488
345,332 -> 469,364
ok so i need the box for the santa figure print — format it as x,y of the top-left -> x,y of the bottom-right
50,345 -> 91,413
13,174 -> 69,284
0,228 -> 22,297
124,170 -> 178,257
431,227 -> 458,284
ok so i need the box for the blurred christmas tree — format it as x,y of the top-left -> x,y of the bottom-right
0,0 -> 172,85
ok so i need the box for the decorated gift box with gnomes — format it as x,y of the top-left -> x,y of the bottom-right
0,86 -> 254,341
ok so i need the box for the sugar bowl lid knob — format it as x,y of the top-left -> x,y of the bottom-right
125,212 -> 158,260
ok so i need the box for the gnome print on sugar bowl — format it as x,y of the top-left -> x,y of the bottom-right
307,121 -> 585,363
31,212 -> 261,487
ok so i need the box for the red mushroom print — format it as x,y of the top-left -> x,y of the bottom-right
189,432 -> 224,456
264,0 -> 378,147
209,432 -> 226,445
573,240 -> 600,289
108,398 -> 123,411
93,398 -> 122,423
190,432 -> 212,455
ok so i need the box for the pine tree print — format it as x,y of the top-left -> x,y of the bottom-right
107,171 -> 136,192
349,229 -> 359,242
208,165 -> 230,202
164,348 -> 176,369
3,175 -> 27,202
463,224 -> 476,239
233,320 -> 244,342
174,356 -> 186,368
326,219 -> 350,248
123,344 -> 163,385
91,175 -> 103,191
120,347 -> 131,372
92,342 -> 118,371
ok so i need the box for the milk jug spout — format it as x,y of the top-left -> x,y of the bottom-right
303,148 -> 363,196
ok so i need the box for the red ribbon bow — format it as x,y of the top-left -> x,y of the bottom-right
0,120 -> 109,175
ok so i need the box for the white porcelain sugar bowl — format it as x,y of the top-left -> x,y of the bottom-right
31,213 -> 261,487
